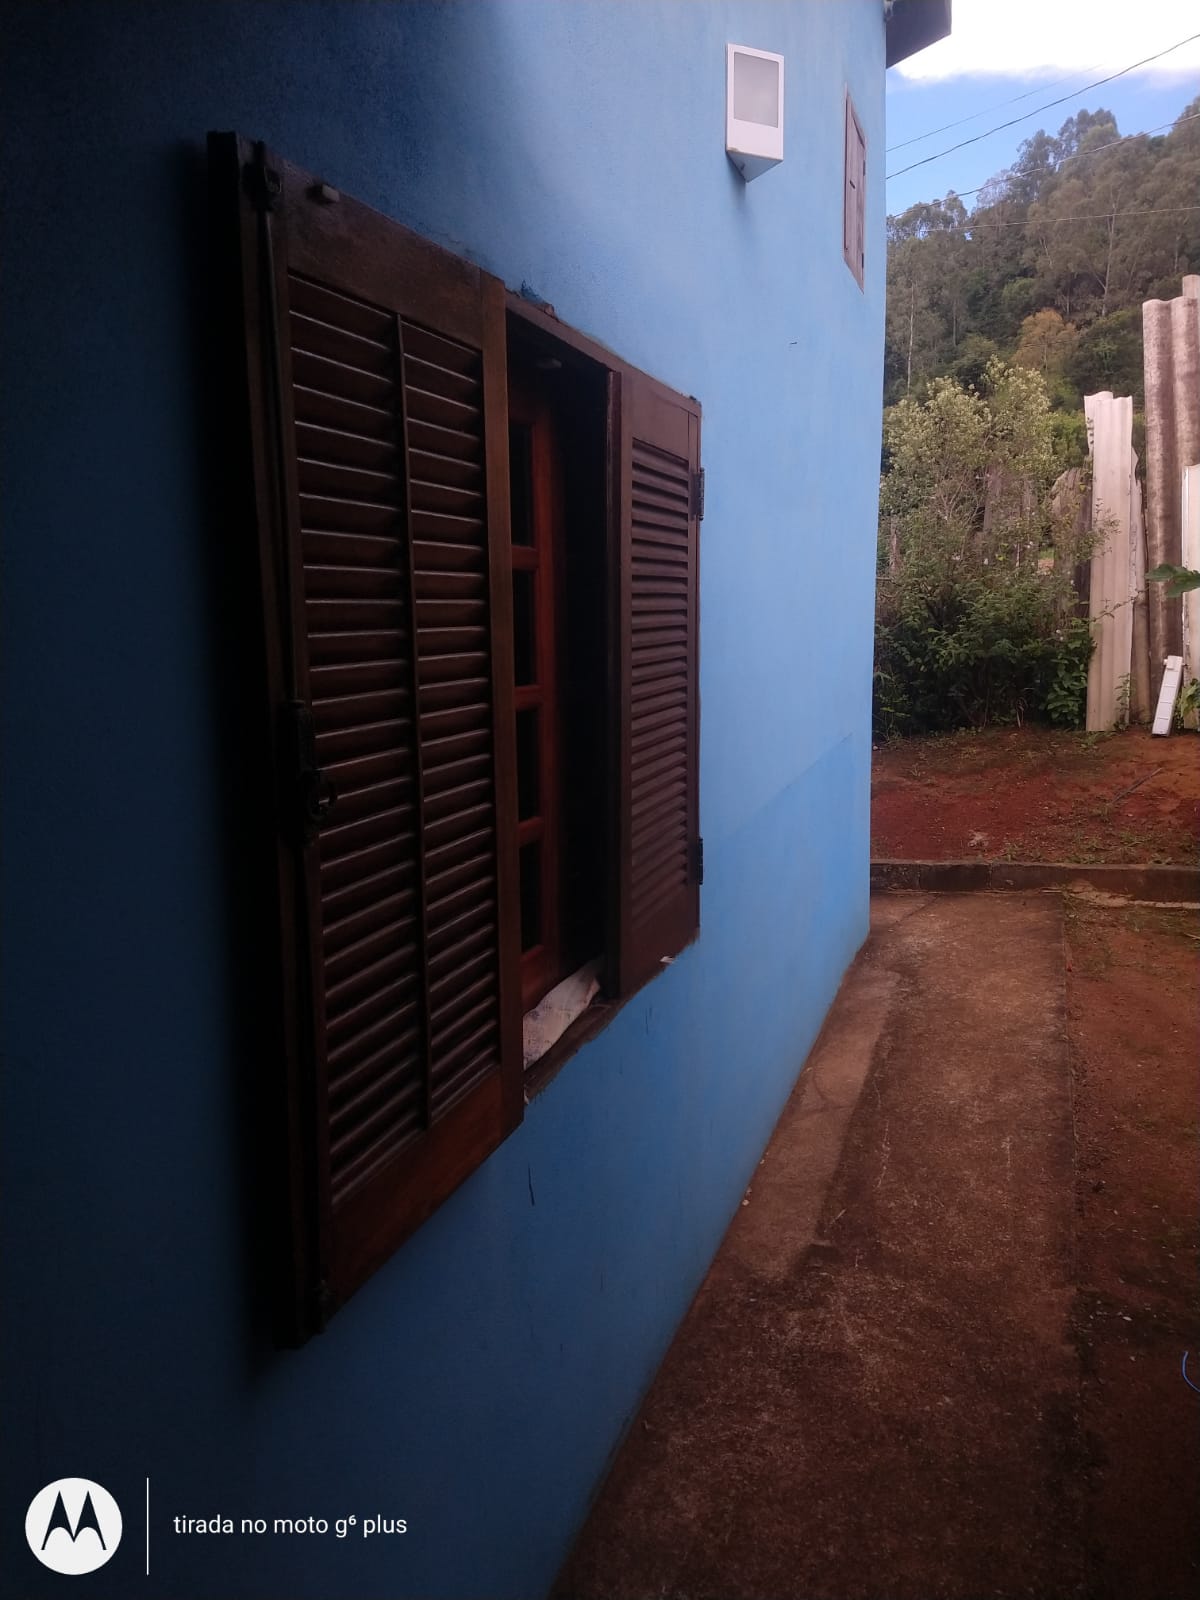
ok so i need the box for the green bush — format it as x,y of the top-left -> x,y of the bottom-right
875,589 -> 1092,737
876,361 -> 1095,737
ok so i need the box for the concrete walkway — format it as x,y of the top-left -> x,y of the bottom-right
556,894 -> 1084,1600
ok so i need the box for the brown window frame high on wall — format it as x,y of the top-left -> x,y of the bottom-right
210,132 -> 702,1343
843,91 -> 866,291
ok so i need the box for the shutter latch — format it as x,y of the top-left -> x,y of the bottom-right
692,467 -> 705,522
244,144 -> 282,213
280,700 -> 337,843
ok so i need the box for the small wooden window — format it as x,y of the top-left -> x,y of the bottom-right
213,132 -> 701,1340
843,93 -> 866,290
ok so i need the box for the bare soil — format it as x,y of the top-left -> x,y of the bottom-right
872,725 -> 1200,864
1065,896 -> 1200,1600
555,894 -> 1200,1600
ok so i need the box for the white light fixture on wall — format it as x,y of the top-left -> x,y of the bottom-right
726,44 -> 784,180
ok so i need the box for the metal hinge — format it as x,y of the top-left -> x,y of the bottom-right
244,144 -> 282,212
315,1277 -> 333,1333
694,836 -> 705,887
692,467 -> 705,521
279,700 -> 337,844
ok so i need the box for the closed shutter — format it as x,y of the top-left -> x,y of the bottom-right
213,134 -> 521,1338
615,370 -> 701,994
844,95 -> 866,289
856,115 -> 867,284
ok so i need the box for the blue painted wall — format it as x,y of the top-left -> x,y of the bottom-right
0,3 -> 884,1596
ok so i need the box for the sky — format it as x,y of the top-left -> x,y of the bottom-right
885,0 -> 1200,216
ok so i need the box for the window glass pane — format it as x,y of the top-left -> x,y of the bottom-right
513,569 -> 536,686
733,52 -> 779,128
516,708 -> 539,821
520,843 -> 541,953
509,424 -> 533,546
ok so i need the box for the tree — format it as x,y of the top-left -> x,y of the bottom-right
875,362 -> 1095,734
1014,308 -> 1078,383
946,333 -> 1000,389
884,194 -> 972,401
1066,308 -> 1143,403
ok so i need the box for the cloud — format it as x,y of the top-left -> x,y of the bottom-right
894,0 -> 1200,82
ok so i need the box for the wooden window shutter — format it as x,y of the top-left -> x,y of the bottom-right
211,134 -> 521,1339
856,115 -> 867,284
615,369 -> 701,995
844,94 -> 866,290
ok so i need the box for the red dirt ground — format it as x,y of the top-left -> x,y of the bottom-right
872,726 -> 1200,863
555,895 -> 1200,1599
1066,898 -> 1200,1599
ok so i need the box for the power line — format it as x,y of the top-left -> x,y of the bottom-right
940,204 -> 1200,234
926,111 -> 1200,206
886,62 -> 1103,153
885,30 -> 1200,180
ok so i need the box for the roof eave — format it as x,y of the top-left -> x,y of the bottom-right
886,0 -> 953,69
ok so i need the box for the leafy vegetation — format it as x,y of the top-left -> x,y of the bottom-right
875,360 -> 1095,737
885,97 -> 1200,444
1147,563 -> 1200,596
876,95 -> 1198,740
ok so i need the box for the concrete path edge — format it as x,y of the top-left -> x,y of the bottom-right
871,858 -> 1200,901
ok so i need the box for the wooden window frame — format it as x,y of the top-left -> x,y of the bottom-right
507,368 -> 565,1011
506,296 -> 702,1009
213,132 -> 701,1340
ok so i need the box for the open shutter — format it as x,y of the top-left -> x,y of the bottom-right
213,134 -> 521,1339
615,370 -> 701,995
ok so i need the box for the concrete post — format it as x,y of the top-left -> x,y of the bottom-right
1084,392 -> 1135,730
1142,276 -> 1200,665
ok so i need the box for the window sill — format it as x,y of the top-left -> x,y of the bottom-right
521,935 -> 697,1104
523,994 -> 621,1103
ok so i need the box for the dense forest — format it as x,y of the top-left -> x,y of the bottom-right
884,94 -> 1200,457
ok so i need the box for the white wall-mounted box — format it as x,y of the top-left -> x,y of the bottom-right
726,44 -> 784,180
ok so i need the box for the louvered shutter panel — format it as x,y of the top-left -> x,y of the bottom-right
214,134 -> 521,1337
615,370 -> 701,995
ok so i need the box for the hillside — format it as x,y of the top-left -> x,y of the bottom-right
885,95 -> 1200,452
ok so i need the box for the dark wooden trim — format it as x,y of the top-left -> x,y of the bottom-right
615,368 -> 635,995
687,410 -> 702,923
603,369 -> 623,1002
208,131 -> 305,1345
394,313 -> 436,1134
480,275 -> 524,1136
283,157 -> 484,347
262,153 -> 337,1326
507,294 -> 633,379
211,131 -> 325,1342
330,1074 -> 507,1302
506,293 -> 702,423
